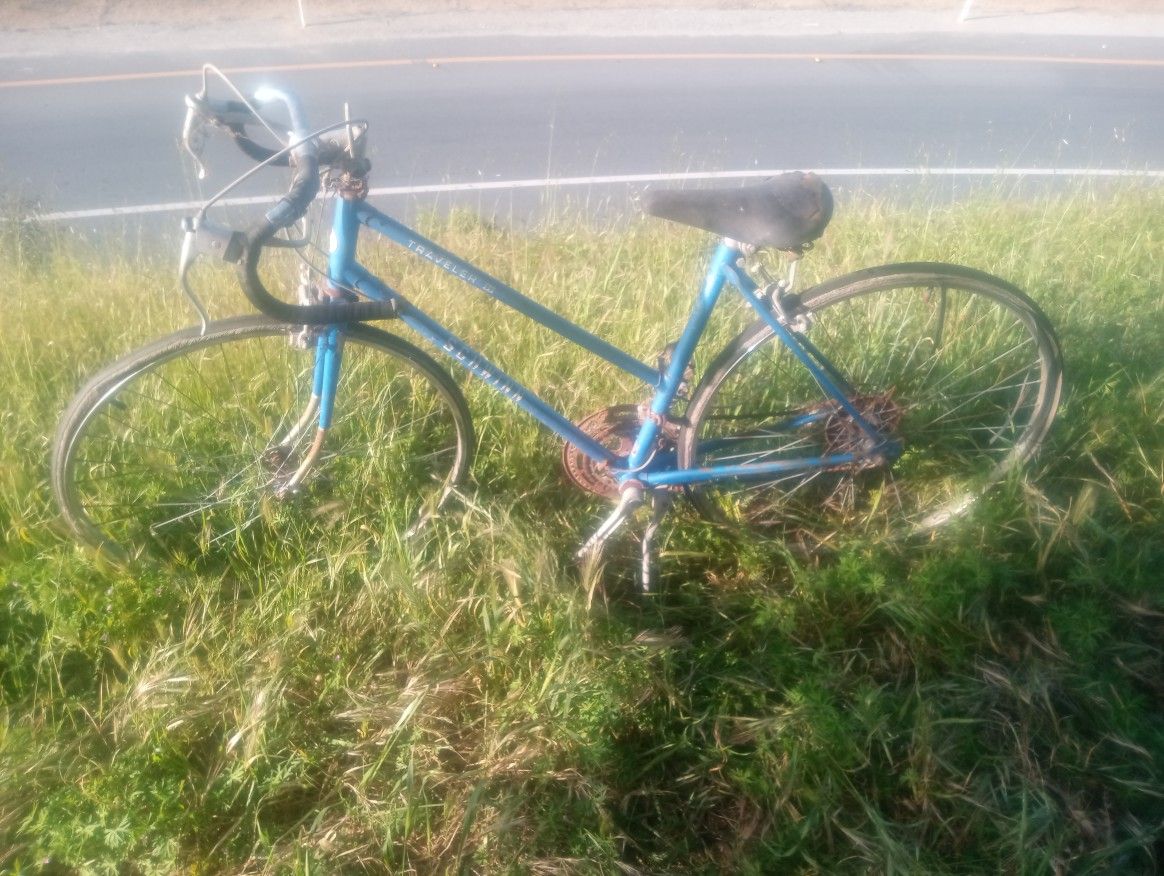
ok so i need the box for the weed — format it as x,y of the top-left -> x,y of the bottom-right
1,185 -> 1162,872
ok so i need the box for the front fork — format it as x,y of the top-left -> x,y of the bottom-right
269,326 -> 345,496
273,193 -> 362,495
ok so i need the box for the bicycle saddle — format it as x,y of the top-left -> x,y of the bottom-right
641,171 -> 833,251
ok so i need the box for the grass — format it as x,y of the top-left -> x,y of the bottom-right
1,184 -> 1162,873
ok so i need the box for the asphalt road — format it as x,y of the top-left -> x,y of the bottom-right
1,33 -> 1162,230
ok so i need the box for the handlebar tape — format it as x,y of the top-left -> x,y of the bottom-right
230,131 -> 290,166
266,144 -> 320,227
238,221 -> 399,324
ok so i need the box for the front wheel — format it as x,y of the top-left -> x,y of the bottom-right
53,315 -> 475,561
679,263 -> 1063,543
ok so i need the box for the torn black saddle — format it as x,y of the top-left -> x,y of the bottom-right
640,171 -> 833,251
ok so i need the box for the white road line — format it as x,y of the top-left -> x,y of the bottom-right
29,166 -> 1164,223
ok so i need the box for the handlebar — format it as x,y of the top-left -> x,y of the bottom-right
183,93 -> 290,178
184,77 -> 397,324
184,86 -> 319,222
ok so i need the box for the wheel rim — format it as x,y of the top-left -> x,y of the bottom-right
683,274 -> 1059,542
60,325 -> 469,560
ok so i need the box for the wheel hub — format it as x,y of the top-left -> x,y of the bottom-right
261,444 -> 300,496
823,391 -> 903,461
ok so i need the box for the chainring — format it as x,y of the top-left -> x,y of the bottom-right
562,405 -> 647,499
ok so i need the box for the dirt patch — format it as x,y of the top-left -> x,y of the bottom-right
2,0 -> 1158,31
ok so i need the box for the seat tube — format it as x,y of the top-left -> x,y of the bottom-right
624,241 -> 736,473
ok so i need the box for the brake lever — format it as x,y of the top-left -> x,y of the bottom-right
178,215 -> 246,333
177,228 -> 211,334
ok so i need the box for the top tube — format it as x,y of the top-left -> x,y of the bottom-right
346,202 -> 660,386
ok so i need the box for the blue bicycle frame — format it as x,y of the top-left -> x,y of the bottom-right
311,197 -> 893,489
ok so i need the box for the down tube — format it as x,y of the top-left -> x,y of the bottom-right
329,201 -> 620,465
396,300 -> 621,466
330,258 -> 622,465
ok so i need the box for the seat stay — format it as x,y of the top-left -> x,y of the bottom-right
786,326 -> 857,397
737,284 -> 892,452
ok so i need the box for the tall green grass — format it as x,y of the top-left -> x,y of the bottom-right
1,185 -> 1162,872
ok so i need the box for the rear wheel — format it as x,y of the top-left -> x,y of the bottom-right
679,263 -> 1062,544
53,315 -> 474,561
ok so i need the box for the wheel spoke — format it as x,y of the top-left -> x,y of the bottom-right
682,271 -> 1060,538
56,319 -> 473,559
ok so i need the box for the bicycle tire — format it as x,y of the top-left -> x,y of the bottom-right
678,262 -> 1063,543
53,315 -> 475,560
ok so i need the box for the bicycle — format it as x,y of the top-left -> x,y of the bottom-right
51,68 -> 1064,585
